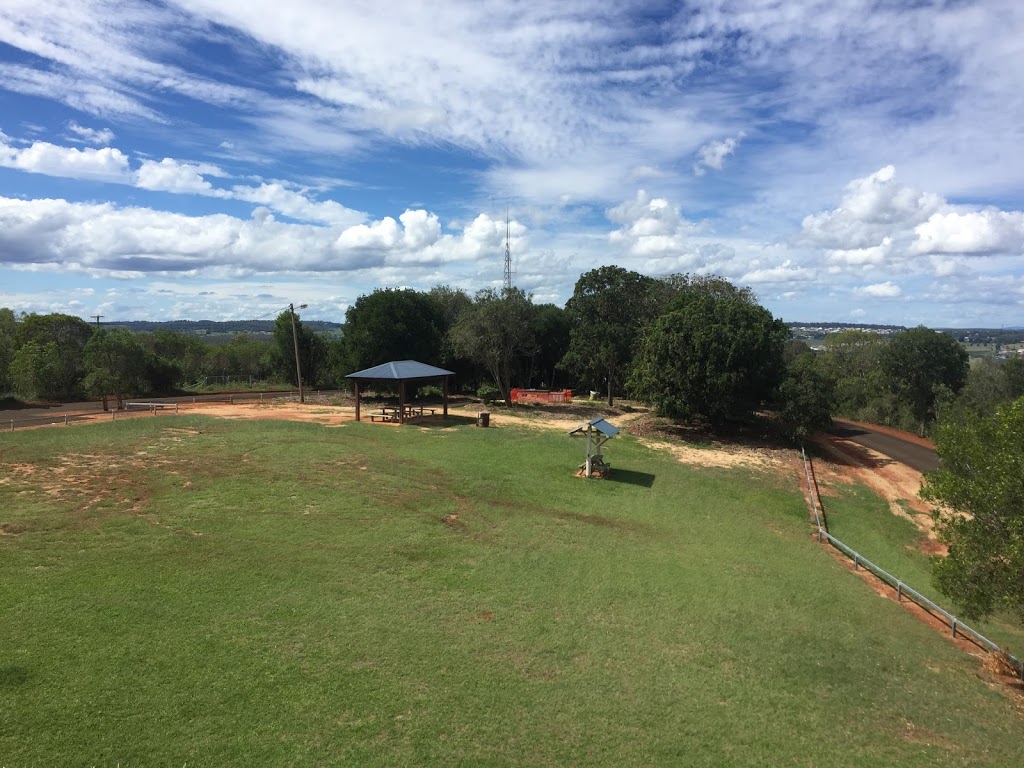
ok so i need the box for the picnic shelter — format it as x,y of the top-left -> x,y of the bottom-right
346,360 -> 455,424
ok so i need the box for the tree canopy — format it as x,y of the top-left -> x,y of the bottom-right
449,288 -> 538,404
342,289 -> 445,372
923,397 -> 1024,621
881,326 -> 968,434
628,290 -> 788,423
561,266 -> 661,405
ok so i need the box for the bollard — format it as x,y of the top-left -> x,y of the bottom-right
897,583 -> 902,602
951,619 -> 957,638
10,420 -> 14,432
64,415 -> 68,425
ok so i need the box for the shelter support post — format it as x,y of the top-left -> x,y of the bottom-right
443,376 -> 449,417
354,382 -> 361,421
399,381 -> 406,425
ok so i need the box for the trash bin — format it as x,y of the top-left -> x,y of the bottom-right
478,411 -> 490,428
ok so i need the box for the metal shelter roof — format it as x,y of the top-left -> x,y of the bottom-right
568,418 -> 620,437
346,360 -> 454,381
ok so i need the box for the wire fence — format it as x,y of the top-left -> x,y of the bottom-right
2,390 -> 351,432
800,446 -> 1024,680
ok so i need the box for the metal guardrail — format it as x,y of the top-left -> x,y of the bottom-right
800,447 -> 1024,680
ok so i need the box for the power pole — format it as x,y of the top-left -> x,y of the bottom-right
289,303 -> 305,404
503,207 -> 513,293
91,315 -> 103,328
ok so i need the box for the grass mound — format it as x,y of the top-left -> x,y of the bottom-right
1,417 -> 1022,766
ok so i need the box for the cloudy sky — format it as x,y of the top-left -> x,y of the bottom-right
1,0 -> 1022,326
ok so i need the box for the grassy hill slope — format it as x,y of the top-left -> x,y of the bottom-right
1,417 -> 1021,766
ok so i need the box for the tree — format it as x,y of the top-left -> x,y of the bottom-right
15,313 -> 93,400
449,288 -> 538,404
922,397 -> 1024,621
342,289 -> 445,372
1003,357 -> 1024,401
628,290 -> 788,423
776,352 -> 835,440
881,327 -> 968,435
817,330 -> 891,422
0,307 -> 16,394
82,328 -> 149,405
952,358 -> 1015,418
428,285 -> 479,391
657,273 -> 757,308
272,310 -> 329,388
142,330 -> 210,386
561,266 -> 661,406
528,304 -> 570,388
9,341 -> 60,401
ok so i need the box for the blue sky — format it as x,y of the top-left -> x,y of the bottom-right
1,0 -> 1022,326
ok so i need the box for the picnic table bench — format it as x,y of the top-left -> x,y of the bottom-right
367,405 -> 438,422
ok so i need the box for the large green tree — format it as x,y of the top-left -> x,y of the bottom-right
881,326 -> 968,435
342,289 -> 445,373
449,288 -> 538,404
15,313 -> 93,400
561,266 -> 661,405
628,290 -> 788,423
9,341 -> 60,402
528,303 -> 570,389
0,307 -> 16,394
428,285 -> 479,391
273,310 -> 329,388
82,328 -> 149,405
776,352 -> 835,440
923,397 -> 1024,621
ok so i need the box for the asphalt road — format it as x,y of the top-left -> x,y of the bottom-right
829,420 -> 940,474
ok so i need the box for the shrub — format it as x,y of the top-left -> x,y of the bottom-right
477,383 -> 500,404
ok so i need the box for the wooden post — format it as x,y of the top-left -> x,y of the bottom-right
399,381 -> 406,425
354,381 -> 361,421
443,376 -> 449,417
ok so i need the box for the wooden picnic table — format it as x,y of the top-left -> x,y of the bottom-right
367,405 -> 438,422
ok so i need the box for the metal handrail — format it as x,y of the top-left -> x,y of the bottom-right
800,447 -> 1024,680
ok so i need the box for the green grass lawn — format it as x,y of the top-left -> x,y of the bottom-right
823,483 -> 1024,656
2,416 -> 1023,766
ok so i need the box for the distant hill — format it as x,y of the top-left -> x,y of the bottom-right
787,322 -> 1024,345
107,319 -> 343,337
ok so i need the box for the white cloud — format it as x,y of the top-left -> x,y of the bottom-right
0,134 -> 131,183
855,281 -> 902,298
911,210 -> 1024,256
229,182 -> 364,227
693,133 -> 744,176
825,238 -> 893,268
801,166 -> 942,250
739,260 -> 816,285
65,121 -> 115,145
135,157 -> 225,195
0,196 -> 524,277
608,190 -> 694,257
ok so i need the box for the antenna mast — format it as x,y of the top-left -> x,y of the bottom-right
502,207 -> 513,292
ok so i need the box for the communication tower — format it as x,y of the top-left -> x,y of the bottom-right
503,208 -> 514,292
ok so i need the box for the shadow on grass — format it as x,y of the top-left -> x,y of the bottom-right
415,415 -> 479,429
0,666 -> 30,687
608,469 -> 656,488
